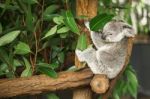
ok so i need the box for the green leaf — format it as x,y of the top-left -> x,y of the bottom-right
37,66 -> 58,78
63,10 -> 80,35
57,26 -> 70,34
127,70 -> 138,98
127,83 -> 137,99
59,33 -> 68,38
0,48 -> 15,76
43,5 -> 59,18
53,16 -> 64,25
22,0 -> 38,4
98,96 -> 102,99
0,0 -> 10,16
37,62 -> 59,69
0,30 -> 20,46
90,13 -> 114,31
21,57 -> 32,77
47,93 -> 59,99
14,42 -> 31,55
58,52 -> 65,63
0,48 -> 9,64
127,70 -> 138,86
21,67 -> 32,77
43,25 -> 57,39
25,5 -> 33,31
0,23 -> 2,34
76,33 -> 87,51
113,92 -> 120,99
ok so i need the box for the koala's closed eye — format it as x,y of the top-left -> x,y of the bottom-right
108,33 -> 112,35
123,25 -> 132,29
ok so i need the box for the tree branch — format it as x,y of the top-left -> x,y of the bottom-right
0,69 -> 93,98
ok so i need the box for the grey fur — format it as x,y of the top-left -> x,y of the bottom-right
75,20 -> 136,79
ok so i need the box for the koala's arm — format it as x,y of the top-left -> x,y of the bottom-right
75,46 -> 96,62
84,21 -> 104,49
75,46 -> 106,74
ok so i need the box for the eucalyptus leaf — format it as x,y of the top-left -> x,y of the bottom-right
22,0 -> 38,4
37,66 -> 58,78
21,67 -> 32,77
0,23 -> 2,34
0,64 -> 8,76
43,14 -> 59,21
60,33 -> 68,38
14,42 -> 31,55
63,11 -> 79,35
43,5 -> 59,18
0,48 -> 9,64
127,83 -> 137,98
58,52 -> 65,63
0,0 -> 10,16
127,70 -> 138,98
0,30 -> 20,46
26,6 -> 33,31
47,93 -> 59,99
43,25 -> 57,39
53,16 -> 64,24
57,26 -> 70,34
37,62 -> 59,69
90,13 -> 114,31
21,57 -> 32,77
113,92 -> 120,99
76,33 -> 87,51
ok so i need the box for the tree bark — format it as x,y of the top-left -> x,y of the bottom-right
0,69 -> 93,98
90,75 -> 109,94
75,0 -> 98,69
73,88 -> 92,99
74,0 -> 105,99
74,1 -> 109,98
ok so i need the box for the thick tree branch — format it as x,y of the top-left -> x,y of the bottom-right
0,69 -> 93,98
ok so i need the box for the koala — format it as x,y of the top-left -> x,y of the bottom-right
75,20 -> 136,79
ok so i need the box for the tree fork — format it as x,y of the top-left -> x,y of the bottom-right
74,0 -> 109,99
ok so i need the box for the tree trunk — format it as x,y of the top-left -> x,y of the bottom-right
73,88 -> 92,99
73,0 -> 97,99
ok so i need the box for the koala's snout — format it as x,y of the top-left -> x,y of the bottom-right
101,34 -> 106,40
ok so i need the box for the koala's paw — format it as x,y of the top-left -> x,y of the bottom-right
75,49 -> 85,62
84,45 -> 95,53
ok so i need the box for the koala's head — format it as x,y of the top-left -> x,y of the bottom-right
101,20 -> 136,42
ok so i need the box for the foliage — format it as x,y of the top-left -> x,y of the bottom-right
112,64 -> 138,99
0,0 -> 138,99
0,0 -> 80,79
98,64 -> 138,99
90,13 -> 114,31
0,0 -> 115,79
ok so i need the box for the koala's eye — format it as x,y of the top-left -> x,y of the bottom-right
123,25 -> 132,29
108,33 -> 112,36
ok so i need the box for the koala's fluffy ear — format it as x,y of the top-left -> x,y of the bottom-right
123,24 -> 136,37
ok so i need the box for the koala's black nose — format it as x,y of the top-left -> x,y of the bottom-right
102,34 -> 106,40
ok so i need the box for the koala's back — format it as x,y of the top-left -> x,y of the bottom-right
98,38 -> 128,78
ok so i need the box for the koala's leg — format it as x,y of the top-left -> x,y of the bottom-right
97,49 -> 126,79
75,47 -> 106,74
